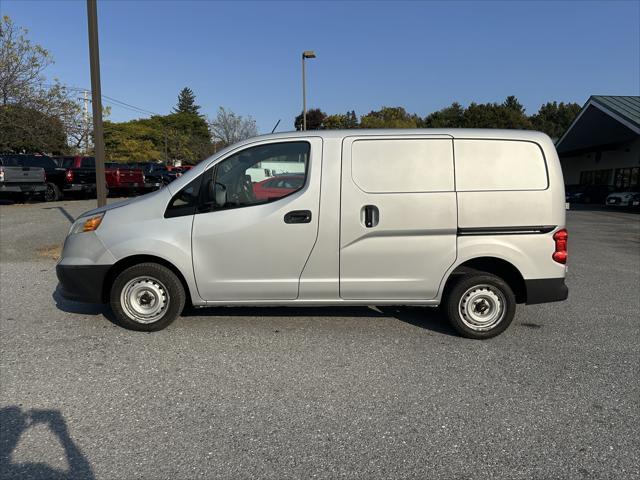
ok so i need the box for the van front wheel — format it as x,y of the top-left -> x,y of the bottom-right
444,273 -> 516,339
110,263 -> 185,331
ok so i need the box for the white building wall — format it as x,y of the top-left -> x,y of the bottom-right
560,137 -> 640,185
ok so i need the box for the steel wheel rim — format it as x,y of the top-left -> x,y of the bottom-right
458,284 -> 506,331
120,276 -> 169,324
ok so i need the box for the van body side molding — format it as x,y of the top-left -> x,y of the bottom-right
457,225 -> 556,236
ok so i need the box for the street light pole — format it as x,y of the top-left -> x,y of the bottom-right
301,51 -> 316,131
87,0 -> 107,207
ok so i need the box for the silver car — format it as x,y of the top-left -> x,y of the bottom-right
57,129 -> 568,339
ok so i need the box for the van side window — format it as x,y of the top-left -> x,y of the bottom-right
199,141 -> 309,212
455,139 -> 548,191
164,175 -> 203,218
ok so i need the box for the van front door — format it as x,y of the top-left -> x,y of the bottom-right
192,139 -> 321,301
339,135 -> 457,300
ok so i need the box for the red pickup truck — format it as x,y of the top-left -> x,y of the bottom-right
56,156 -> 146,196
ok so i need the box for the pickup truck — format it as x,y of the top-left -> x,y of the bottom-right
1,154 -> 68,201
128,162 -> 178,188
55,156 -> 145,197
0,154 -> 47,199
104,162 -> 146,194
55,156 -> 99,197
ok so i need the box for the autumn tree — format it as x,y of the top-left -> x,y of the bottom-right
360,106 -> 419,129
324,110 -> 358,129
209,106 -> 258,147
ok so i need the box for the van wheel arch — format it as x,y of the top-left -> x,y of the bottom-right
443,257 -> 527,304
103,255 -> 192,306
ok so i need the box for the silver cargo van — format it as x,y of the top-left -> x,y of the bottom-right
56,129 -> 568,338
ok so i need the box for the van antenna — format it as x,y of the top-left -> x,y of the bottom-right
271,119 -> 281,134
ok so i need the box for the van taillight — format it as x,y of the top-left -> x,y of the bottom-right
66,169 -> 74,182
552,229 -> 568,264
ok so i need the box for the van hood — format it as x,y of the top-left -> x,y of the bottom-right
77,190 -> 159,219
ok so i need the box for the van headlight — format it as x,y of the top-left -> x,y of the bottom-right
70,212 -> 105,234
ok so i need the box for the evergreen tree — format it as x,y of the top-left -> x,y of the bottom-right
173,87 -> 201,115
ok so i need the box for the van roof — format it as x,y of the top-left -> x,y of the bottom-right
250,128 -> 552,142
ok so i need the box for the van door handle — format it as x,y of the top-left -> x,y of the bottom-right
363,205 -> 379,228
284,210 -> 312,224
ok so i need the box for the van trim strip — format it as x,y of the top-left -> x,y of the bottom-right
457,225 -> 556,236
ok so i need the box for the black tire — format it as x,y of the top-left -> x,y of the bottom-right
110,262 -> 186,332
44,182 -> 63,202
444,272 -> 516,339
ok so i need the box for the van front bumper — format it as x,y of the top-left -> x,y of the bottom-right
56,264 -> 111,303
525,278 -> 568,305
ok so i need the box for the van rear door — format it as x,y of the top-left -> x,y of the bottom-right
339,135 -> 457,300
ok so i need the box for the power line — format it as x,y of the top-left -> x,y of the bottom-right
43,83 -> 162,117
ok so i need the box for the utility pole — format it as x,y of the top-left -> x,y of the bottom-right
87,0 -> 107,207
83,90 -> 90,153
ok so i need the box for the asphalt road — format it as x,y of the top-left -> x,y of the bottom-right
1,199 -> 638,479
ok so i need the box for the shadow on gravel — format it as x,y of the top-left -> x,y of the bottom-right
43,206 -> 75,224
183,305 -> 457,336
52,284 -> 456,336
0,406 -> 95,480
51,287 -> 118,327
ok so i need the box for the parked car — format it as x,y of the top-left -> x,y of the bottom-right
253,174 -> 305,201
605,190 -> 640,207
565,184 -> 614,204
0,154 -> 66,201
0,155 -> 46,199
57,129 -> 568,339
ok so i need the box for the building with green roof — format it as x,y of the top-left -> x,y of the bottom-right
556,96 -> 639,191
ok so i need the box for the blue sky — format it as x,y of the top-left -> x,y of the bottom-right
3,0 -> 639,132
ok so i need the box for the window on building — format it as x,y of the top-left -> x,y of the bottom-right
614,167 -> 640,190
579,169 -> 612,186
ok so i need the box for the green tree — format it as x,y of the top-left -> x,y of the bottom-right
324,110 -> 358,129
360,106 -> 419,129
294,108 -> 327,130
173,87 -> 201,115
103,112 -> 214,163
462,96 -> 532,129
530,101 -> 581,139
422,102 -> 465,128
0,104 -> 67,153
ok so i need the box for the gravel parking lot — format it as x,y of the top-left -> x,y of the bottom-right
1,199 -> 638,479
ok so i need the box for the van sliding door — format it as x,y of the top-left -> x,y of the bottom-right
339,136 -> 457,300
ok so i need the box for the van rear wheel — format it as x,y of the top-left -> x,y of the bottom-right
110,263 -> 185,331
444,273 -> 516,339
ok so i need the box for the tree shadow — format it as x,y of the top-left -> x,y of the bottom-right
183,305 -> 457,336
0,406 -> 95,480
